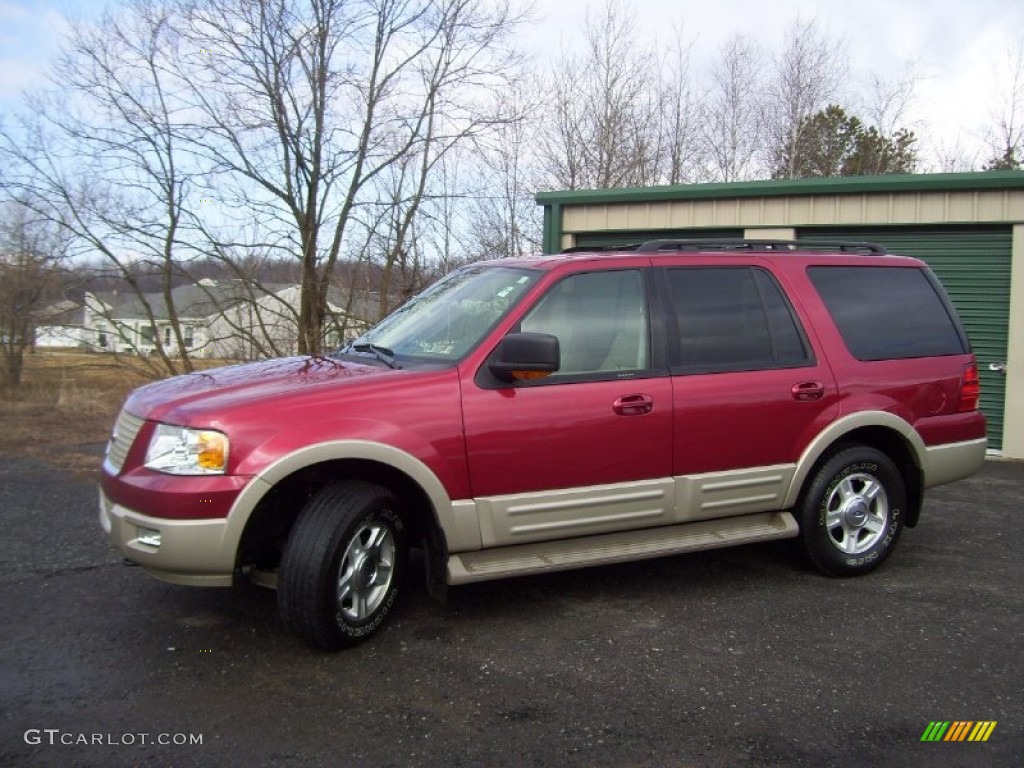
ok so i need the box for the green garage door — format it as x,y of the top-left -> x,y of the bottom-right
572,228 -> 744,250
800,226 -> 1011,451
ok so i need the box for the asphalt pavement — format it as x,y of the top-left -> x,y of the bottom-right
1,457 -> 1021,767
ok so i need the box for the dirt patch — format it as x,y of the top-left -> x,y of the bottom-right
0,352 -> 225,479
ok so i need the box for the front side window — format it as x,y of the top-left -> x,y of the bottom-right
666,267 -> 811,374
519,269 -> 649,377
347,265 -> 540,364
808,266 -> 967,360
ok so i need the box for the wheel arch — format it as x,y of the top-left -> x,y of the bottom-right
787,413 -> 926,528
227,441 -> 463,572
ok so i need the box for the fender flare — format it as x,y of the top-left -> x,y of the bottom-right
221,440 -> 476,556
784,411 -> 925,508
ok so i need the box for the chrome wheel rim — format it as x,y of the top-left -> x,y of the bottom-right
336,522 -> 395,622
824,472 -> 889,555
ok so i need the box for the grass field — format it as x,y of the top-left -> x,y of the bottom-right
0,351 -> 221,476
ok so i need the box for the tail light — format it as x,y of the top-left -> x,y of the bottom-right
958,362 -> 981,412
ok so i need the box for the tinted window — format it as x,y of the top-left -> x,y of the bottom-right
666,267 -> 811,373
808,266 -> 967,360
520,270 -> 648,376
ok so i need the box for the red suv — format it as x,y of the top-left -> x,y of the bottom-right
100,240 -> 987,650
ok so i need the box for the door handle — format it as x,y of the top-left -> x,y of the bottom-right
791,381 -> 825,401
613,393 -> 654,416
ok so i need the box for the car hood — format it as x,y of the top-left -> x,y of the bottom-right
124,356 -> 412,424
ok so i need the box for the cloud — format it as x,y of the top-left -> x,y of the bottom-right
0,2 -> 75,99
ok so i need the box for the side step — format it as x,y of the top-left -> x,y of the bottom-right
446,511 -> 799,585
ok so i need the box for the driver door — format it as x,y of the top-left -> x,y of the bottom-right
460,267 -> 674,548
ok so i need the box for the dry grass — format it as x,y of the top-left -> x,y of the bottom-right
0,351 -> 225,478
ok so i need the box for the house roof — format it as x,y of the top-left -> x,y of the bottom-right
38,299 -> 86,326
91,281 -> 296,321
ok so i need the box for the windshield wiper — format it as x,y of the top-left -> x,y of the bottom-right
344,342 -> 400,369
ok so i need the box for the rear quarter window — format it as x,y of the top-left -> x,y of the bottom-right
807,265 -> 968,360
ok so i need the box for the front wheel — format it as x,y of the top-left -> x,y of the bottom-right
278,481 -> 407,650
798,446 -> 905,577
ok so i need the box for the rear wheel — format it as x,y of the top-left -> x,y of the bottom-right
278,481 -> 407,650
798,446 -> 905,576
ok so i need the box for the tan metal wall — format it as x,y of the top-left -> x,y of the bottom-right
1005,225 -> 1024,460
561,189 -> 1024,233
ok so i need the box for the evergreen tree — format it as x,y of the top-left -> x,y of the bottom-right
774,105 -> 917,178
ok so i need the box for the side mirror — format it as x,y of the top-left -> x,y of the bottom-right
488,332 -> 560,383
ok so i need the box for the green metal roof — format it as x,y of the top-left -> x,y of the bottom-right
534,171 -> 1024,206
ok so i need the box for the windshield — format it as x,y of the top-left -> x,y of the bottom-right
346,265 -> 540,363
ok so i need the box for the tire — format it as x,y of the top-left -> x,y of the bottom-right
278,480 -> 407,650
798,446 -> 905,577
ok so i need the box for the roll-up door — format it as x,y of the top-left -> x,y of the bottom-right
571,228 -> 744,250
799,226 -> 1011,451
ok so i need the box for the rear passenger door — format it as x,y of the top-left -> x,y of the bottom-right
659,264 -> 839,511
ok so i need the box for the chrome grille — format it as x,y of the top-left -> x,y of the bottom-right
106,409 -> 145,473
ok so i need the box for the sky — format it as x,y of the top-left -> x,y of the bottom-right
1,0 -> 1023,168
534,0 -> 1024,167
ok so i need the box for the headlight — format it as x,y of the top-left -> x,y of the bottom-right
144,424 -> 229,475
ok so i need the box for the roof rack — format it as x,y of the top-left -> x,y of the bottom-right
559,243 -> 642,253
634,239 -> 887,254
560,239 -> 887,255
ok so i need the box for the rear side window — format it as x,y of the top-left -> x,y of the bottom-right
808,266 -> 968,360
665,267 -> 812,374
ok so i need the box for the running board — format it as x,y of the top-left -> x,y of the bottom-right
446,511 -> 799,585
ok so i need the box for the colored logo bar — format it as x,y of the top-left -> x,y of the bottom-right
921,721 -> 997,742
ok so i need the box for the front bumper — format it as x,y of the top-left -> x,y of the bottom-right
100,487 -> 236,586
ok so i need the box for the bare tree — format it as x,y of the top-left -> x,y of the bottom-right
0,0 -> 200,377
860,66 -> 920,139
538,0 -> 662,189
464,79 -> 542,259
657,32 -> 702,185
178,0 -> 527,351
2,0 -> 528,368
765,17 -> 848,179
984,38 -> 1024,169
926,136 -> 982,173
700,34 -> 764,182
427,151 -> 472,271
538,57 -> 587,190
0,202 -> 70,389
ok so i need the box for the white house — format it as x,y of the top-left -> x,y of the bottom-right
37,280 -> 371,360
34,300 -> 87,349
